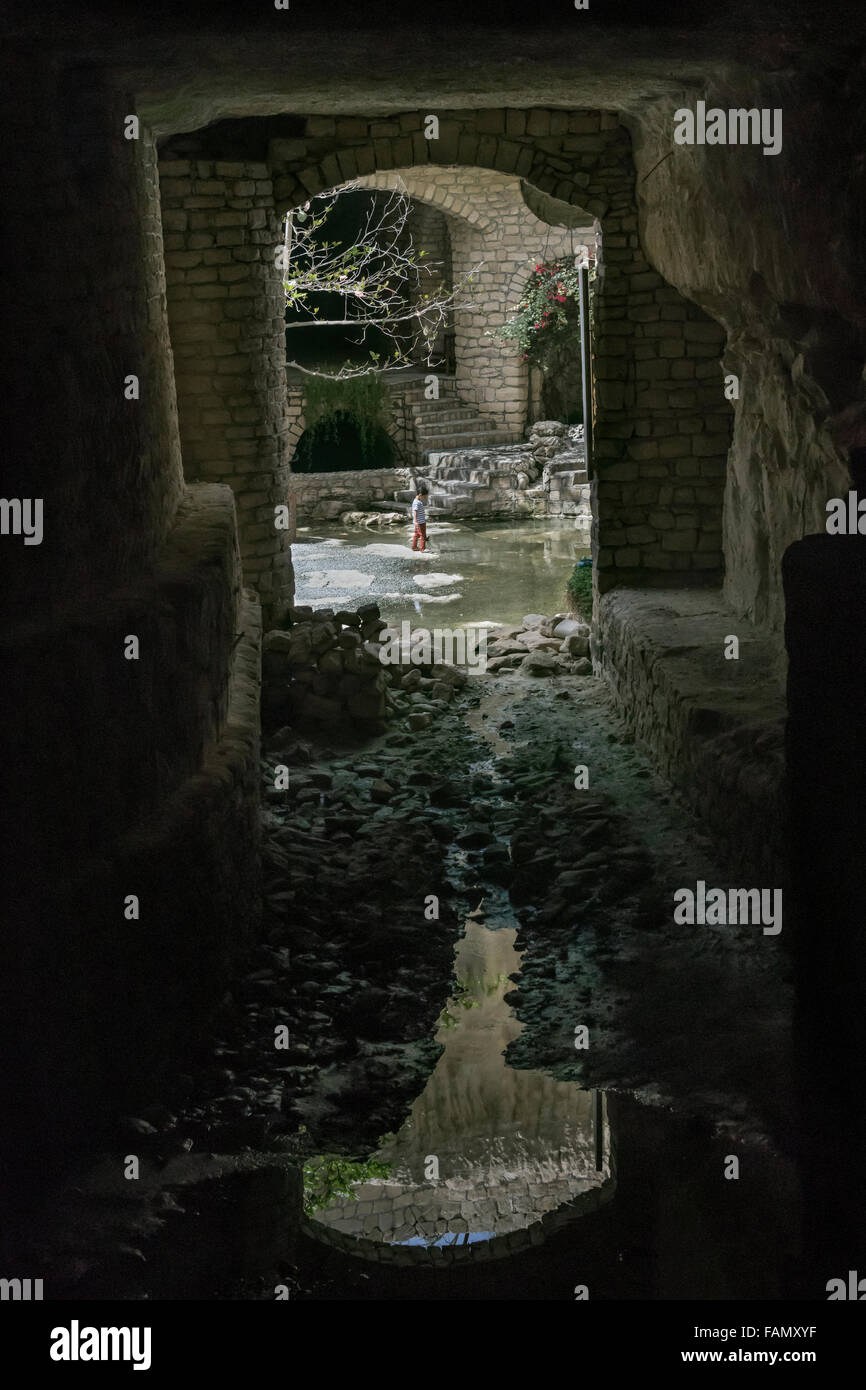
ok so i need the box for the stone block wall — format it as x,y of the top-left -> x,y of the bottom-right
159,158 -> 293,622
288,466 -> 414,522
404,197 -> 453,364
596,588 -> 786,879
543,472 -> 592,524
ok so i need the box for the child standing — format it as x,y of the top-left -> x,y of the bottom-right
411,485 -> 429,552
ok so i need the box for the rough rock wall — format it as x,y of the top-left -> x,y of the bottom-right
1,69 -> 264,1169
784,535 -> 866,1090
1,486 -> 263,1169
630,74 -> 866,640
1,64 -> 185,625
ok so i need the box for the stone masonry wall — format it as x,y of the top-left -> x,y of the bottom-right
404,198 -> 453,364
159,158 -> 293,622
159,109 -> 731,601
596,588 -> 785,879
285,378 -> 415,472
288,466 -> 414,523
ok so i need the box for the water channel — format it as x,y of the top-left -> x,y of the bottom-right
291,517 -> 591,629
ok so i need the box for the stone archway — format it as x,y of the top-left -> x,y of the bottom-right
159,107 -> 731,621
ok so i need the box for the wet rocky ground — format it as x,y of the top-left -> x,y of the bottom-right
12,620 -> 797,1300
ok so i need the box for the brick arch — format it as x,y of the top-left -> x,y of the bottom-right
298,1166 -> 617,1269
288,167 -> 495,234
286,409 -> 405,451
272,140 -> 598,225
284,388 -> 407,473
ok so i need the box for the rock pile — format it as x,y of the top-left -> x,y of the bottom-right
527,419 -> 568,468
485,612 -> 593,678
262,602 -> 468,734
339,510 -> 405,527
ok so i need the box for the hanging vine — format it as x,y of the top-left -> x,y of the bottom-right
303,370 -> 391,466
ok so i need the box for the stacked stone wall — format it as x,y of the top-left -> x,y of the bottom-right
159,159 -> 293,621
288,466 -> 415,523
596,589 -> 785,879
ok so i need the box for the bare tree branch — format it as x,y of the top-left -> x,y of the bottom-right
281,177 -> 483,380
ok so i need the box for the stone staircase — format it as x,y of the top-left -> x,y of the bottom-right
393,376 -> 520,517
403,376 -> 515,454
389,380 -> 590,521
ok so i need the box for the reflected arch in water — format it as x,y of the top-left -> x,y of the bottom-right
302,920 -> 616,1266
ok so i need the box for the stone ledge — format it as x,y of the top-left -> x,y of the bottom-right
596,588 -> 785,878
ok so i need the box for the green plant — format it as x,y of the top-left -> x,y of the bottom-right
437,977 -> 482,1030
567,558 -> 593,617
303,369 -> 390,466
302,1153 -> 392,1215
490,257 -> 596,373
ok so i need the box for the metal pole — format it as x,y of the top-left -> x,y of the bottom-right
578,263 -> 594,480
594,1089 -> 605,1171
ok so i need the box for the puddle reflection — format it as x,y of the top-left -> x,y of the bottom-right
308,918 -> 611,1251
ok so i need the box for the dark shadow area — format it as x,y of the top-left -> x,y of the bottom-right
291,413 -> 397,473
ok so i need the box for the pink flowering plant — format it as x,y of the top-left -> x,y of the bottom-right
491,257 -> 595,370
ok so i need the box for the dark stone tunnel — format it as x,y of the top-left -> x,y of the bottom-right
2,0 -> 866,1344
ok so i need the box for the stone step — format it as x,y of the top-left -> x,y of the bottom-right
416,408 -> 498,425
417,418 -> 501,437
421,430 -> 514,449
426,466 -> 497,483
406,396 -> 462,413
399,379 -> 459,402
433,478 -> 492,493
426,445 -> 530,467
412,406 -> 478,422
